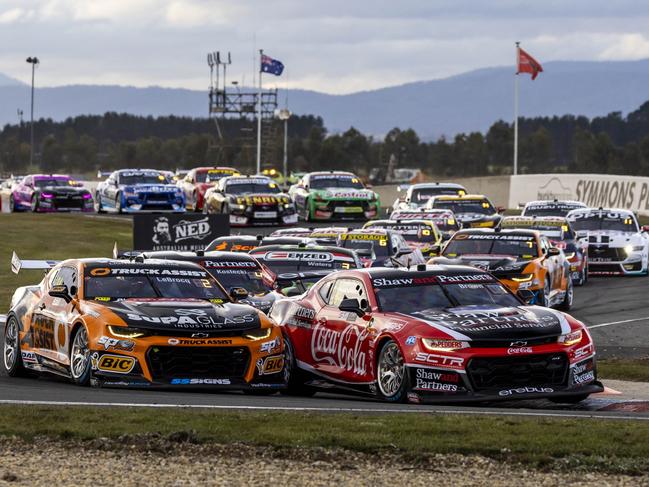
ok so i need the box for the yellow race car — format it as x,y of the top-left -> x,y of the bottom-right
430,228 -> 573,309
4,254 -> 285,390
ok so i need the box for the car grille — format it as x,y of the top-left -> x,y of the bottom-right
53,195 -> 84,209
470,336 -> 557,348
589,263 -> 623,273
146,346 -> 250,381
466,353 -> 568,391
588,245 -> 625,261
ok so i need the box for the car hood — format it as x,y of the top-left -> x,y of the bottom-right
400,305 -> 571,341
98,299 -> 261,332
433,255 -> 529,273
315,189 -> 376,200
454,212 -> 497,222
39,186 -> 88,195
577,229 -> 644,246
230,193 -> 291,205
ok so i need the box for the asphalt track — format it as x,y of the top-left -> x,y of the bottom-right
1,216 -> 648,418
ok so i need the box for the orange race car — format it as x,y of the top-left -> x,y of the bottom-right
3,254 -> 285,390
430,228 -> 573,309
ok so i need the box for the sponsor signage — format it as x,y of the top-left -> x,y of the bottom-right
509,174 -> 649,216
133,214 -> 229,251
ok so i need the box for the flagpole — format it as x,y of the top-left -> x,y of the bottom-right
256,49 -> 263,174
513,41 -> 520,176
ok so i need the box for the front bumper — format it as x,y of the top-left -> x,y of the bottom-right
122,193 -> 186,213
230,208 -> 298,227
310,199 -> 379,220
36,197 -> 94,212
88,331 -> 286,389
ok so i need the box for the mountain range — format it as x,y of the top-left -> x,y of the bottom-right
3,58 -> 649,139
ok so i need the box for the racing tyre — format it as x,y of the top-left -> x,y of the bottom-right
8,194 -> 16,212
95,193 -> 105,213
376,340 -> 408,403
70,326 -> 92,386
30,196 -> 38,212
280,335 -> 316,397
557,277 -> 573,311
303,200 -> 313,222
549,394 -> 590,404
192,192 -> 199,212
115,192 -> 123,214
3,316 -> 26,377
539,280 -> 551,308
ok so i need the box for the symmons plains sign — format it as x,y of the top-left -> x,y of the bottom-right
509,174 -> 649,216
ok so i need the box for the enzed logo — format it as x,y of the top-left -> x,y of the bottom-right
97,355 -> 135,374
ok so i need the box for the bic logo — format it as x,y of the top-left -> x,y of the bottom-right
258,355 -> 284,375
97,354 -> 135,374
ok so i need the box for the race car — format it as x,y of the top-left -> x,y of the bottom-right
566,208 -> 649,276
390,208 -> 461,241
203,175 -> 298,226
337,228 -> 425,268
391,182 -> 467,213
9,174 -> 94,213
205,235 -> 315,252
95,169 -> 185,213
426,194 -> 503,228
249,244 -> 362,296
521,200 -> 587,217
177,166 -> 240,212
431,228 -> 573,309
3,255 -> 285,390
500,216 -> 589,286
289,171 -> 380,221
363,219 -> 443,258
260,168 -> 287,189
138,251 -> 276,314
270,264 -> 602,403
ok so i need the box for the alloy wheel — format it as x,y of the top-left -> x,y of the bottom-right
377,342 -> 405,398
70,327 -> 90,379
3,317 -> 19,371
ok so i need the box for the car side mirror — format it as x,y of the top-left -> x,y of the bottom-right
547,247 -> 561,256
642,225 -> 649,233
229,287 -> 249,300
428,244 -> 441,255
365,183 -> 373,189
339,298 -> 365,317
517,289 -> 535,304
395,248 -> 413,258
49,285 -> 72,303
496,206 -> 506,214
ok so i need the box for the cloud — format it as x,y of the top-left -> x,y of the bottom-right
0,7 -> 32,23
599,34 -> 649,60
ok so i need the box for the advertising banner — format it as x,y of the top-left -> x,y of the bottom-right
133,214 -> 229,251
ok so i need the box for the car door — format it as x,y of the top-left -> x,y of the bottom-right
182,171 -> 195,204
103,173 -> 118,201
291,176 -> 308,210
540,236 -> 560,291
311,277 -> 374,383
30,266 -> 78,365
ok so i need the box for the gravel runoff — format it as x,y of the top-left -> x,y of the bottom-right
0,435 -> 648,486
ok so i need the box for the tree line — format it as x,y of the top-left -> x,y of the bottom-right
3,101 -> 649,178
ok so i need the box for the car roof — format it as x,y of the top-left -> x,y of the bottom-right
501,215 -> 569,224
340,228 -> 391,237
308,171 -> 356,177
76,258 -> 205,269
250,244 -> 356,255
365,264 -> 496,279
454,228 -> 540,238
141,250 -> 257,262
524,200 -> 586,207
195,166 -> 238,172
430,194 -> 490,201
224,174 -> 272,182
567,207 -> 636,217
409,182 -> 466,189
367,219 -> 433,226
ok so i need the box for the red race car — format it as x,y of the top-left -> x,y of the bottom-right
269,264 -> 602,404
177,166 -> 240,211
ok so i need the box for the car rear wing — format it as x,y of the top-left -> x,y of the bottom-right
112,242 -> 141,260
11,251 -> 58,274
97,170 -> 112,179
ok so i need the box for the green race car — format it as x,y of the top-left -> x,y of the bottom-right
288,171 -> 380,221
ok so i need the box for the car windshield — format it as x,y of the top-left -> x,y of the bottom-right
366,223 -> 437,243
119,172 -> 169,185
524,205 -> 582,217
443,235 -> 539,259
209,270 -> 270,295
570,213 -> 639,232
374,278 -> 520,313
432,199 -> 495,215
339,237 -> 390,259
34,178 -> 70,188
411,188 -> 461,203
310,175 -> 364,189
84,274 -> 227,301
226,181 -> 280,194
198,170 -> 237,183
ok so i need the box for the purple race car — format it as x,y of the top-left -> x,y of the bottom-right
9,174 -> 94,212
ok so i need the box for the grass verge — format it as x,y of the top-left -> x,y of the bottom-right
1,405 -> 649,474
0,214 -> 131,310
598,358 -> 649,382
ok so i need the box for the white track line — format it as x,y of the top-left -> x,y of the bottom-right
1,399 -> 648,421
588,316 -> 649,329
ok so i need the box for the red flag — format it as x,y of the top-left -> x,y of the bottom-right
517,47 -> 543,80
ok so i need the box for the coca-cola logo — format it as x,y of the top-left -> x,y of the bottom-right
310,324 -> 369,375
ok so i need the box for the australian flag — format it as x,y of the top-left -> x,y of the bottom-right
261,54 -> 284,76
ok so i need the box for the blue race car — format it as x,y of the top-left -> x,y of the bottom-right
95,169 -> 185,213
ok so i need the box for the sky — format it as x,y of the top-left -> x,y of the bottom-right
1,0 -> 649,94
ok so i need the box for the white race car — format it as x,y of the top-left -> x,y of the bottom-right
391,182 -> 467,213
566,208 -> 649,276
